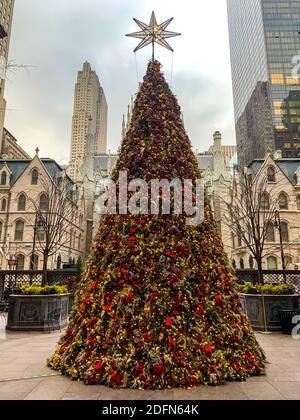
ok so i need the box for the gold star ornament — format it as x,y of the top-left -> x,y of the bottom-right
126,11 -> 181,59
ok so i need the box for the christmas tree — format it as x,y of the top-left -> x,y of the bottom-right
49,60 -> 265,389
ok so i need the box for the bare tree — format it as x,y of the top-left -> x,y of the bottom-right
28,172 -> 75,286
220,167 -> 281,284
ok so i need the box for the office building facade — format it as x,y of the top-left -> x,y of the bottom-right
227,0 -> 300,167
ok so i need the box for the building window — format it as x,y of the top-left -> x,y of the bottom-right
240,258 -> 244,269
1,198 -> 6,212
15,220 -> 24,241
37,224 -> 45,241
280,222 -> 289,243
267,256 -> 278,270
237,233 -> 242,247
232,259 -> 236,270
78,233 -> 82,250
279,193 -> 288,210
261,192 -> 270,210
39,194 -> 49,212
266,222 -> 275,242
1,171 -> 7,186
267,167 -> 276,183
297,195 -> 300,210
231,233 -> 235,249
0,221 -> 2,241
284,256 -> 293,270
31,254 -> 39,270
31,169 -> 39,185
249,256 -> 254,269
18,194 -> 26,211
57,254 -> 62,270
16,254 -> 25,271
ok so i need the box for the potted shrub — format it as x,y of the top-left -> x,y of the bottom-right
239,282 -> 299,332
6,285 -> 70,332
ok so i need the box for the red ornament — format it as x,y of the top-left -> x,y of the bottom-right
110,372 -> 124,385
195,304 -> 206,316
166,250 -> 176,260
166,317 -> 173,328
149,292 -> 156,301
104,304 -> 112,312
205,344 -> 213,356
136,361 -> 144,373
95,362 -> 103,372
129,236 -> 135,243
90,281 -> 97,291
168,336 -> 175,347
154,363 -> 165,374
129,228 -> 136,234
139,219 -> 146,225
126,291 -> 134,302
79,305 -> 85,313
215,295 -> 222,303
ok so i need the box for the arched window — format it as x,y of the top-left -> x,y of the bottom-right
0,221 -> 2,241
18,194 -> 26,211
1,171 -> 7,186
16,254 -> 25,271
240,258 -> 245,269
266,222 -> 275,242
39,194 -> 49,212
37,224 -> 45,241
267,256 -> 278,270
31,169 -> 39,185
1,198 -> 6,212
261,192 -> 270,210
231,233 -> 236,249
232,259 -> 236,270
15,220 -> 24,241
284,255 -> 293,269
237,232 -> 242,247
249,256 -> 254,269
78,233 -> 82,250
31,254 -> 39,270
57,254 -> 62,270
280,221 -> 289,243
279,192 -> 288,210
297,195 -> 300,211
267,166 -> 276,183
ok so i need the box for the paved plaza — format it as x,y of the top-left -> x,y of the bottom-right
0,318 -> 299,400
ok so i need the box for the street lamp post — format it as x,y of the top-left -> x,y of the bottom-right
30,214 -> 38,285
275,210 -> 286,271
275,210 -> 287,284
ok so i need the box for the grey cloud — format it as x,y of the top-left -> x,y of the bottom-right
4,0 -> 235,163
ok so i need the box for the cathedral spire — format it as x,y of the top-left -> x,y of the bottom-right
126,104 -> 131,131
122,114 -> 126,139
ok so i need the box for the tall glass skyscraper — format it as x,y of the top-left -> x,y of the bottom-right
227,0 -> 300,167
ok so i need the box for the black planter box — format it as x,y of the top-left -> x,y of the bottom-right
239,293 -> 300,332
6,294 -> 70,332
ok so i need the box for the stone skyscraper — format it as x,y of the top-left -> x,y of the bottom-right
227,0 -> 300,167
0,0 -> 14,153
68,62 -> 108,180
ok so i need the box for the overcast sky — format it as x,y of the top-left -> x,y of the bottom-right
4,0 -> 235,164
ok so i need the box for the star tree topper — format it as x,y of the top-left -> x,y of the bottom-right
126,11 -> 181,60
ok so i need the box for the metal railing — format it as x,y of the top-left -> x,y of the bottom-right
0,270 -> 78,300
235,269 -> 300,294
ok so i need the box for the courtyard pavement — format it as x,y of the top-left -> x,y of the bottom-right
0,317 -> 299,400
